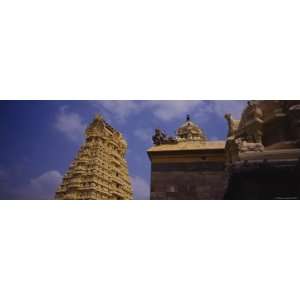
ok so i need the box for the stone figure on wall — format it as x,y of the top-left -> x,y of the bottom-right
224,114 -> 239,137
152,128 -> 177,145
152,128 -> 167,145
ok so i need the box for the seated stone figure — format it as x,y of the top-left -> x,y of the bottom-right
152,129 -> 167,145
152,128 -> 177,145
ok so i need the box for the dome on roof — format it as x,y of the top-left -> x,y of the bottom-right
176,115 -> 207,141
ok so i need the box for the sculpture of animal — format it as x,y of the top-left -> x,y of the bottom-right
224,114 -> 240,137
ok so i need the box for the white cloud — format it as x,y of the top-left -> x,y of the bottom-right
210,100 -> 246,119
54,106 -> 86,142
148,100 -> 202,122
16,170 -> 63,200
92,100 -> 204,123
98,100 -> 143,123
147,100 -> 247,122
133,128 -> 153,142
184,100 -> 246,125
131,176 -> 150,200
91,100 -> 246,124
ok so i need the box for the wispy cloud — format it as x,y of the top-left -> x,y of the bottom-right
96,100 -> 143,123
148,100 -> 202,122
209,100 -> 246,119
92,100 -> 203,123
131,176 -> 150,200
54,106 -> 86,142
91,100 -> 246,124
133,127 -> 153,142
15,170 -> 62,200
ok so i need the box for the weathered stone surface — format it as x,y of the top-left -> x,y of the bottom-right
149,101 -> 300,200
151,167 -> 226,200
55,114 -> 132,200
224,100 -> 300,199
224,159 -> 300,199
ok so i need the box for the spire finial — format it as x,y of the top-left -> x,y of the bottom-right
95,113 -> 102,120
186,114 -> 190,121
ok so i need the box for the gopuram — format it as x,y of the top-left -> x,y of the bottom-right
148,101 -> 300,200
55,114 -> 132,200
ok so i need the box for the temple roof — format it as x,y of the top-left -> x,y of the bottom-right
148,140 -> 225,152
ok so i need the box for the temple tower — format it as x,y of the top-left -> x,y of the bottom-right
55,114 -> 132,200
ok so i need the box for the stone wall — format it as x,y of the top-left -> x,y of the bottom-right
224,160 -> 300,199
150,162 -> 227,200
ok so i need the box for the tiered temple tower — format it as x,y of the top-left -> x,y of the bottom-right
55,114 -> 132,200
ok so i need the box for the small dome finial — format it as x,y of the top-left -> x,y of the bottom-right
186,114 -> 190,121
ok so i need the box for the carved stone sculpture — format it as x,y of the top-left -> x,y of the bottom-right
224,102 -> 264,162
152,128 -> 178,145
224,114 -> 239,137
152,128 -> 167,145
152,115 -> 207,146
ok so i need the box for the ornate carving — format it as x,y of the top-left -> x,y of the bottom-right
55,114 -> 133,200
152,129 -> 177,145
152,128 -> 167,145
238,101 -> 263,130
152,115 -> 207,146
225,101 -> 265,162
224,114 -> 239,137
176,115 -> 207,141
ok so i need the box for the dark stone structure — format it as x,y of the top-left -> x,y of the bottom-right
148,116 -> 227,200
224,100 -> 300,200
224,159 -> 300,199
148,101 -> 300,200
150,155 -> 226,200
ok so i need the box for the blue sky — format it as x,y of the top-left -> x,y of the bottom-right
0,100 -> 247,199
